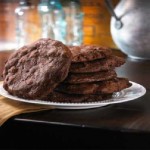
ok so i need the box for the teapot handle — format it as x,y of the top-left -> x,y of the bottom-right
105,0 -> 123,29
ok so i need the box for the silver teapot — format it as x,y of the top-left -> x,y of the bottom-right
106,0 -> 150,59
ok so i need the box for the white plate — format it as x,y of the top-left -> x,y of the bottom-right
0,81 -> 146,109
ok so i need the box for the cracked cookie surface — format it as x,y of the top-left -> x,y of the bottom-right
3,38 -> 72,99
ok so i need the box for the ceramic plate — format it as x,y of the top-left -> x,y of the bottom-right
0,81 -> 146,109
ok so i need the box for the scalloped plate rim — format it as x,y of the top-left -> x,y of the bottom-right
0,81 -> 146,109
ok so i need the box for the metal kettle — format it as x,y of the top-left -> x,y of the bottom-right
106,0 -> 150,59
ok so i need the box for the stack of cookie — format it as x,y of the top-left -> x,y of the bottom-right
3,38 -> 131,103
53,45 -> 132,103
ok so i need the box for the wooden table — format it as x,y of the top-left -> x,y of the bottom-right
0,50 -> 150,149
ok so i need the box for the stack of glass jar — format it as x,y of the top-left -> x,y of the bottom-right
15,0 -> 84,48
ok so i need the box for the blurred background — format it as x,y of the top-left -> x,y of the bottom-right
0,0 -> 119,49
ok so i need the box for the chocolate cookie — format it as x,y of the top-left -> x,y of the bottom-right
56,78 -> 132,95
42,91 -> 112,103
70,56 -> 125,73
69,45 -> 112,62
64,70 -> 117,84
3,38 -> 72,99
